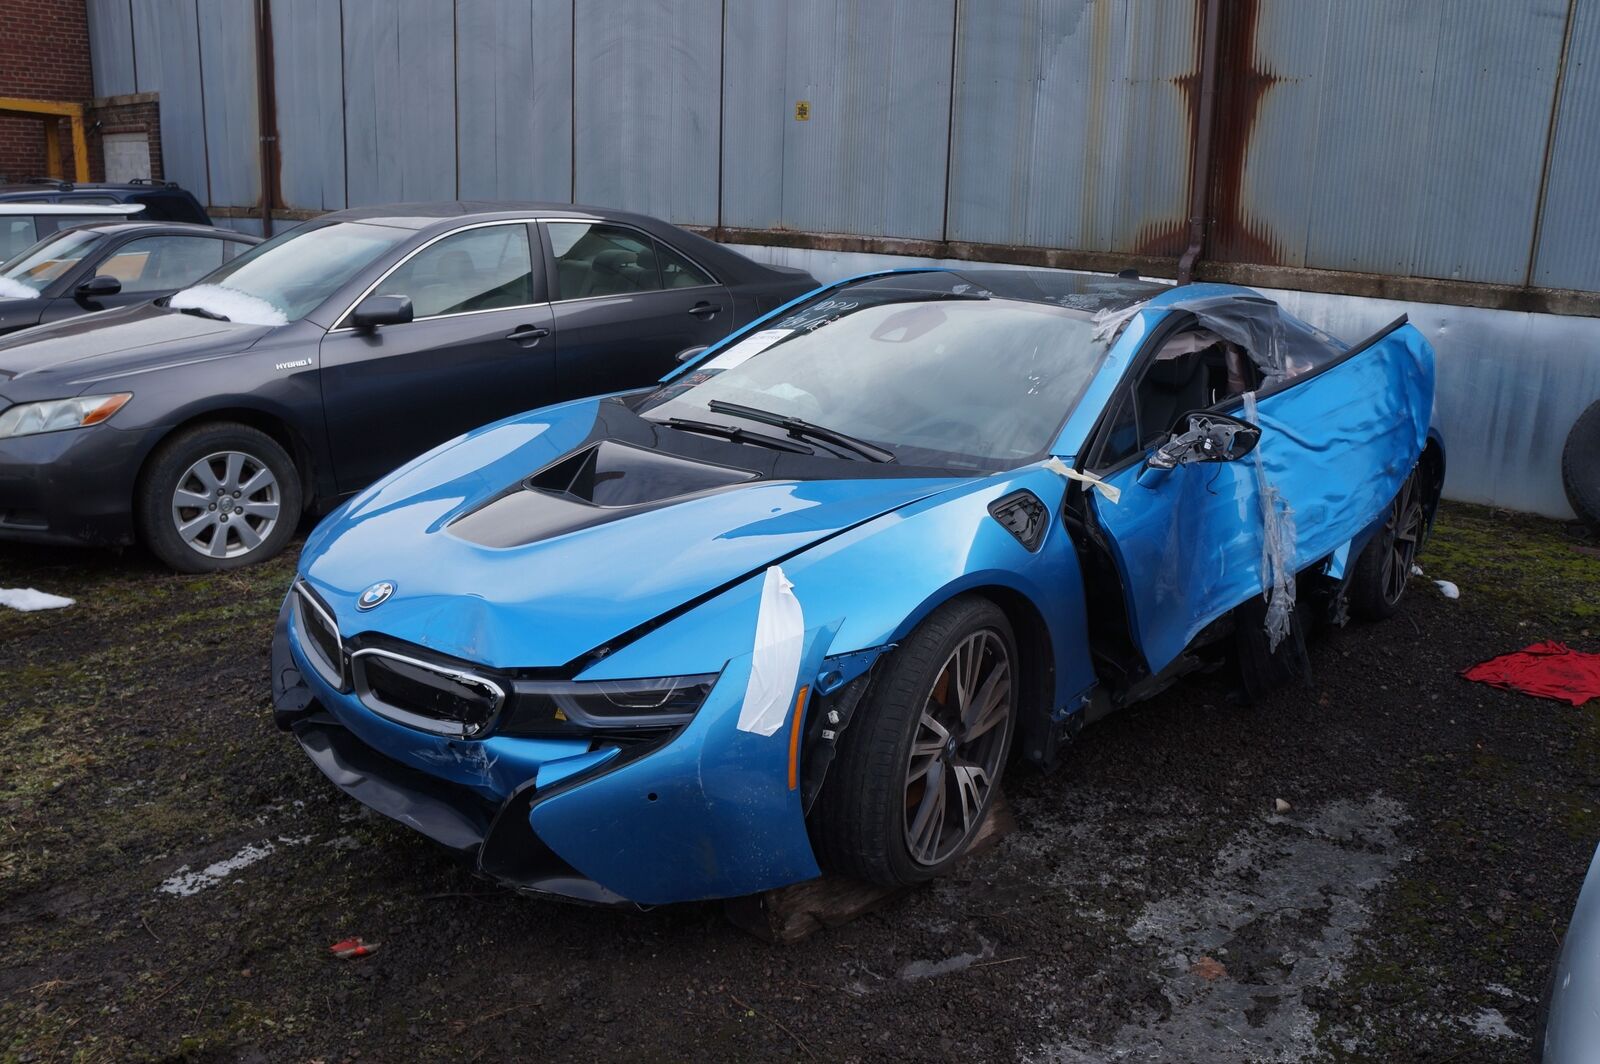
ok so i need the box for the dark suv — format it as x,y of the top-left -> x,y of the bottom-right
0,179 -> 210,225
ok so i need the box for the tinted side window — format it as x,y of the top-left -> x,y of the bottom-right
372,224 -> 534,318
655,240 -> 714,288
547,222 -> 660,300
0,217 -> 38,262
102,235 -> 227,293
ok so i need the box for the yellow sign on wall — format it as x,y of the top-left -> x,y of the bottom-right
794,100 -> 810,121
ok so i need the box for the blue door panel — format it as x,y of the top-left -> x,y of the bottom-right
1093,323 -> 1434,673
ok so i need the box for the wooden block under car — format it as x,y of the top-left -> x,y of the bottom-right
723,791 -> 1016,944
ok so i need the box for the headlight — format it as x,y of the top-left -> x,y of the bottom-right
497,673 -> 719,738
0,393 -> 132,439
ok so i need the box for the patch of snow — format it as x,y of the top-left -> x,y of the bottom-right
157,834 -> 312,896
169,284 -> 287,326
1410,564 -> 1425,577
899,938 -> 995,980
0,587 -> 73,611
1434,580 -> 1460,600
0,277 -> 41,300
1463,1007 -> 1523,1042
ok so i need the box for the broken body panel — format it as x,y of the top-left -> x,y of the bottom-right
272,269 -> 1441,905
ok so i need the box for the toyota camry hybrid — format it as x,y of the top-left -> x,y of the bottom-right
0,201 -> 815,570
270,268 -> 1445,906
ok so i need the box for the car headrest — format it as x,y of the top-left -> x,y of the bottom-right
592,249 -> 636,274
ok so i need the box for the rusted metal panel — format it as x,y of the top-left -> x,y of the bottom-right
341,0 -> 457,205
1533,0 -> 1600,291
947,0 -> 1197,254
457,0 -> 573,202
272,0 -> 345,210
88,0 -> 137,98
1226,0 -> 1568,286
722,0 -> 956,239
573,0 -> 719,225
197,0 -> 261,209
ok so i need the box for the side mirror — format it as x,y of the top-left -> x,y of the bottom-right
675,344 -> 709,363
1146,411 -> 1261,471
349,293 -> 414,330
76,274 -> 121,298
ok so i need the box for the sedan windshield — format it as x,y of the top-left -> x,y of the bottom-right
639,274 -> 1112,471
0,228 -> 102,297
169,221 -> 408,325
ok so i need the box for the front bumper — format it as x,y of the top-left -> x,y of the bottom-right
271,593 -> 838,905
0,420 -> 151,546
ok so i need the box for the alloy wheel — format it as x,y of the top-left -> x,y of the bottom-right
1379,470 -> 1425,606
170,450 -> 281,560
903,629 -> 1014,866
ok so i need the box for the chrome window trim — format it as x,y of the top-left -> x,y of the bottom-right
328,218 -> 547,333
291,581 -> 345,690
540,217 -> 721,301
349,646 -> 506,739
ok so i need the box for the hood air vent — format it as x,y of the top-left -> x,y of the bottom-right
449,442 -> 758,548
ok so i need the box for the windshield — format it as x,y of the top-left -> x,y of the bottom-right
639,273 -> 1113,471
169,221 -> 408,325
0,228 -> 103,297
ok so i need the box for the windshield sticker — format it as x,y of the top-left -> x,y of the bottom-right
701,328 -> 794,371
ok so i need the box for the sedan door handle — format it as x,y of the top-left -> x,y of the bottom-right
688,302 -> 722,320
506,325 -> 549,345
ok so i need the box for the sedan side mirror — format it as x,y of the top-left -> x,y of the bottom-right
1146,411 -> 1261,471
675,344 -> 709,363
76,274 -> 121,299
349,294 -> 414,330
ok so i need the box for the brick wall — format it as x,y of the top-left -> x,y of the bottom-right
86,94 -> 164,182
0,0 -> 94,182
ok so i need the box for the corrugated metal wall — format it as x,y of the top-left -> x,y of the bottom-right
83,0 -> 1600,294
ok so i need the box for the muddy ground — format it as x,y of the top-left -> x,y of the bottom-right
2,502 -> 1598,1063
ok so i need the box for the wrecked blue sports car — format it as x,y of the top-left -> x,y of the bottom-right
271,269 -> 1443,905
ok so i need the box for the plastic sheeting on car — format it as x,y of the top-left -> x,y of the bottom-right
1243,391 -> 1297,650
1094,294 -> 1348,385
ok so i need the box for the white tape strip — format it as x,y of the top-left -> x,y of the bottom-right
1044,456 -> 1121,504
737,566 -> 805,736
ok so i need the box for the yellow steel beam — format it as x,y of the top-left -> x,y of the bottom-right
0,98 -> 91,182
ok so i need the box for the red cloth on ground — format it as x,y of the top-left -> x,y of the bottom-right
1461,641 -> 1600,706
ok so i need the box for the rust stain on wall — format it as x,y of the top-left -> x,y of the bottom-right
1134,0 -> 1283,266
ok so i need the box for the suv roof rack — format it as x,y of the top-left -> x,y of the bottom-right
126,178 -> 177,187
24,177 -> 71,189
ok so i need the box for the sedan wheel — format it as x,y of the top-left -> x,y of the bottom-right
811,596 -> 1018,887
171,450 -> 282,560
137,422 -> 303,573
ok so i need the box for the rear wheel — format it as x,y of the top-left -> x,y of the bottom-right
137,422 -> 302,573
1350,465 -> 1425,620
811,596 -> 1017,887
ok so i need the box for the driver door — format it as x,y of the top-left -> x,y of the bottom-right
1082,314 -> 1433,674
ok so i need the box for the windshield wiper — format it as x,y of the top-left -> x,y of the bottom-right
652,416 -> 815,455
177,304 -> 230,321
706,400 -> 896,463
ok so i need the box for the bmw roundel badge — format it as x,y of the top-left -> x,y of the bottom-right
357,581 -> 395,610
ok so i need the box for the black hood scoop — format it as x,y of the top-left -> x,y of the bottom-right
448,440 -> 759,548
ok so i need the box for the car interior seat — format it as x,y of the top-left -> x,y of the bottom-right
1137,353 -> 1211,446
583,248 -> 654,298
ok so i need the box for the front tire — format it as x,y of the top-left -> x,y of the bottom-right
136,422 -> 302,573
811,596 -> 1017,887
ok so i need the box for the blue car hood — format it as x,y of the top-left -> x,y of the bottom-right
300,400 -> 961,669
